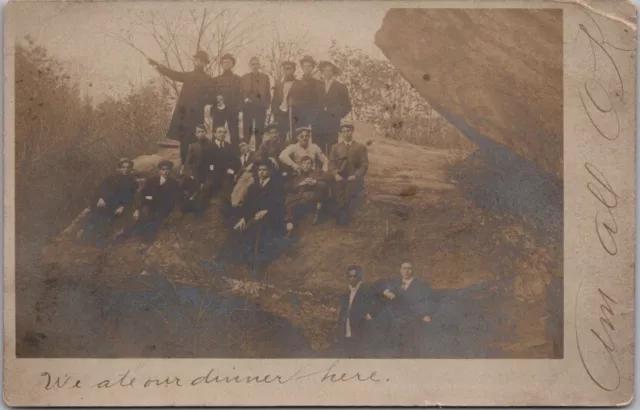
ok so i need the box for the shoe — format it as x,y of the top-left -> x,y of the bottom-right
312,211 -> 324,225
286,222 -> 294,237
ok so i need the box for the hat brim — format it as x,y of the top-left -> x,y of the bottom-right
319,62 -> 340,74
193,55 -> 211,65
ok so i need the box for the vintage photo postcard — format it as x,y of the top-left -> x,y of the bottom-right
3,0 -> 636,406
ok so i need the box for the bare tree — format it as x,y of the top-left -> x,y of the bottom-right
115,8 -> 263,98
257,25 -> 310,82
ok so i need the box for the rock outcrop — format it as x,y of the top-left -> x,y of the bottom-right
375,9 -> 563,178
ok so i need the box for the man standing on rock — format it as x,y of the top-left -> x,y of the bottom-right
181,124 -> 216,215
241,57 -> 271,149
290,55 -> 322,128
381,261 -> 435,357
148,51 -> 215,167
271,61 -> 302,143
334,265 -> 375,357
314,61 -> 352,154
329,123 -> 368,226
212,53 -> 243,151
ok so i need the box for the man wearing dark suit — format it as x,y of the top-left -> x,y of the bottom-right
82,158 -> 138,246
233,160 -> 286,272
314,61 -> 352,154
381,262 -> 436,357
241,57 -> 271,149
289,55 -> 322,128
284,155 -> 329,235
329,123 -> 369,225
210,126 -> 242,209
116,160 -> 180,248
148,51 -> 215,166
212,53 -> 243,151
271,61 -> 303,144
181,124 -> 215,215
334,265 -> 376,357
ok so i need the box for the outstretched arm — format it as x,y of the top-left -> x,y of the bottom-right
149,59 -> 188,83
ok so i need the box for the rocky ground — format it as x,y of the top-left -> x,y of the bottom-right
16,121 -> 563,358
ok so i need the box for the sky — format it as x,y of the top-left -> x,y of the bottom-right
10,1 -> 398,101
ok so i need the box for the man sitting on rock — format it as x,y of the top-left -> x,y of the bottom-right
329,122 -> 369,225
278,127 -> 329,176
284,155 -> 329,235
232,160 -> 286,272
81,157 -> 137,246
115,160 -> 180,251
181,124 -> 215,215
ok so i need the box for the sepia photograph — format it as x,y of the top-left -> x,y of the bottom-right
10,3 -> 566,360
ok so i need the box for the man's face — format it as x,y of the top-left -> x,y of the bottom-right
301,62 -> 313,76
297,131 -> 311,147
341,128 -> 354,142
119,162 -> 133,175
239,143 -> 250,155
196,128 -> 207,140
159,166 -> 171,178
265,129 -> 278,142
300,159 -> 313,173
258,165 -> 270,180
322,67 -> 334,80
400,263 -> 413,280
222,59 -> 234,71
215,127 -> 227,141
193,58 -> 205,70
284,66 -> 295,77
347,269 -> 360,287
250,59 -> 260,73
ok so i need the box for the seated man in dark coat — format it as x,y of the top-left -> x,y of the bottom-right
232,160 -> 286,272
379,261 -> 436,357
284,155 -> 329,235
116,160 -> 180,249
180,124 -> 215,215
334,265 -> 375,358
81,157 -> 137,246
329,122 -> 369,225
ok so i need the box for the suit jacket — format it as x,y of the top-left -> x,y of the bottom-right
210,140 -> 241,180
212,71 -> 243,112
184,140 -> 215,181
285,169 -> 328,198
329,141 -> 369,178
92,173 -> 138,213
385,277 -> 435,324
241,72 -> 271,108
289,75 -> 322,108
137,176 -> 180,216
242,177 -> 285,231
238,150 -> 260,172
317,80 -> 351,120
271,79 -> 304,113
155,65 -> 215,142
337,283 -> 375,341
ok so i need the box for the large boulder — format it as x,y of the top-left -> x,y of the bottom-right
375,9 -> 563,178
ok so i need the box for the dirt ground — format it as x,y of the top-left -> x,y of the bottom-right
16,121 -> 563,358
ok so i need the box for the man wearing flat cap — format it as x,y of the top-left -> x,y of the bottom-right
81,158 -> 138,246
289,55 -> 323,128
315,61 -> 352,154
329,122 -> 368,225
212,53 -> 243,151
116,160 -> 180,248
271,60 -> 303,143
148,50 -> 215,167
241,57 -> 271,149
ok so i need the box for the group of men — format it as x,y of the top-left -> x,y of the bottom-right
148,50 -> 352,164
81,119 -> 369,261
334,261 -> 436,358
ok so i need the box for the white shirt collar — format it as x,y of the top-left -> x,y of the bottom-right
401,277 -> 414,289
160,176 -> 167,184
349,281 -> 362,293
260,177 -> 271,187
